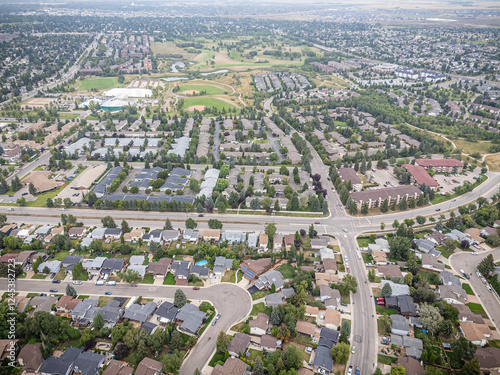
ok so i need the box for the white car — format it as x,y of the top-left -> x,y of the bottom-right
73,281 -> 83,285
487,286 -> 492,292
60,208 -> 66,211
471,252 -> 478,255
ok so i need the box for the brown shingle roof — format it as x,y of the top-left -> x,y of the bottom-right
261,334 -> 277,349
350,185 -> 422,203
135,357 -> 163,375
212,357 -> 247,375
296,320 -> 317,336
475,347 -> 500,369
17,343 -> 43,372
227,333 -> 250,355
102,360 -> 134,375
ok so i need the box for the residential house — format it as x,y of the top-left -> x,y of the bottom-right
481,227 -> 498,237
438,285 -> 468,305
145,229 -> 163,243
313,328 -> 339,375
190,265 -> 210,279
221,230 -> 246,244
447,229 -> 471,244
0,223 -> 17,236
101,360 -> 133,375
391,315 -> 410,336
61,256 -> 83,273
227,333 -> 250,357
377,265 -> 403,279
123,301 -> 157,323
381,280 -> 410,296
17,343 -> 43,374
265,293 -> 283,308
155,301 -> 179,324
247,233 -> 258,248
72,299 -> 99,323
283,234 -> 294,251
390,334 -> 424,359
249,313 -> 269,336
421,254 -> 444,272
273,233 -> 283,252
372,250 -> 388,265
386,296 -> 417,316
38,347 -> 83,375
319,248 -> 336,262
453,304 -> 485,324
254,270 -> 284,291
90,227 -> 107,240
393,357 -> 424,375
135,358 -> 163,375
211,357 -> 247,375
213,256 -> 233,278
241,258 -> 271,280
146,258 -> 171,278
0,253 -> 18,265
440,270 -> 461,288
202,229 -> 221,242
323,259 -> 337,274
315,273 -> 339,287
465,228 -> 484,244
305,305 -> 319,318
460,321 -> 491,346
475,347 -> 500,371
320,285 -> 341,309
56,296 -> 82,314
171,260 -> 191,285
182,229 -> 199,243
311,237 -> 329,250
261,334 -> 277,352
413,239 -> 437,254
296,321 -> 317,338
175,303 -> 206,335
323,309 -> 342,330
101,259 -> 124,276
129,255 -> 145,266
37,260 -> 61,274
141,322 -> 158,334
68,227 -> 86,239
29,296 -> 58,313
123,228 -> 145,242
425,231 -> 447,246
14,250 -> 35,269
83,257 -> 106,275
259,233 -> 269,252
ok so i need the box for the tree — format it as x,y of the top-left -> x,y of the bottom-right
389,236 -> 411,260
392,219 -> 400,229
461,358 -> 480,375
93,312 -> 104,331
368,269 -> 376,282
338,274 -> 358,295
270,306 -> 281,325
101,216 -> 116,228
164,218 -> 173,230
406,252 -> 419,275
162,350 -> 183,374
391,366 -> 406,375
174,289 -> 187,308
208,219 -> 223,229
43,266 -> 50,274
416,215 -> 426,225
216,330 -> 230,353
420,305 -> 443,333
382,283 -> 393,297
185,218 -> 197,229
120,269 -> 140,284
285,345 -> 303,370
121,220 -> 131,234
477,254 -> 495,277
451,337 -> 476,365
63,198 -> 72,208
373,368 -> 383,375
404,273 -> 413,286
330,342 -> 350,364
266,223 -> 277,241
308,224 -> 315,239
250,198 -> 261,210
28,182 -> 37,195
361,202 -> 369,214
169,331 -> 183,350
253,356 -> 265,375
440,320 -> 453,337
380,222 -> 386,230
66,284 -> 77,298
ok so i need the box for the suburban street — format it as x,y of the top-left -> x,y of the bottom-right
0,279 -> 252,375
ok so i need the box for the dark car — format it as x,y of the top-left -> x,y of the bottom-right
198,214 -> 204,217
105,292 -> 112,295
340,302 -> 348,307
50,273 -> 56,279
52,279 -> 61,284
381,340 -> 390,345
435,208 -> 441,212
355,367 -> 360,375
49,289 -> 58,293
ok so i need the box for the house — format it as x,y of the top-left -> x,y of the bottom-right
323,258 -> 337,274
440,270 -> 461,288
227,332 -> 251,357
254,269 -> 284,291
390,314 -> 410,336
453,304 -> 485,324
265,293 -> 283,308
421,254 -> 444,272
0,253 -> 18,265
14,250 -> 35,269
281,287 -> 295,298
460,321 -> 491,346
338,167 -> 362,191
123,301 -> 156,323
29,296 -> 58,313
311,237 -> 329,249
175,303 -> 206,335
438,285 -> 468,305
273,233 -> 283,252
221,230 -> 246,243
56,296 -> 82,313
372,250 -> 388,265
35,225 -> 53,237
90,227 -> 107,240
97,300 -> 124,328
190,265 -> 210,279
202,229 -> 221,242
296,320 -> 317,337
426,231 -> 447,245
17,343 -> 44,374
72,352 -> 106,375
391,334 -> 424,359
155,301 -> 179,324
147,258 -> 171,278
386,296 -> 417,316
129,255 -> 145,266
481,227 -> 498,237
171,260 -> 191,285
182,228 -> 199,243
141,322 -> 158,334
320,285 -> 341,309
377,265 -> 403,278
249,313 -> 269,336
393,357 -> 424,375
259,233 -> 269,252
123,228 -> 145,242
101,360 -> 133,375
323,309 -> 342,330
0,223 -> 17,236
315,273 -> 339,287
101,259 -> 124,276
68,227 -> 86,239
447,229 -> 470,244
145,229 -> 163,243
381,280 -> 410,296
247,233 -> 258,248
135,358 -> 163,375
305,305 -> 319,318
241,258 -> 272,280
38,347 -> 83,375
261,334 -> 277,352
72,299 -> 99,322
83,257 -> 106,275
465,228 -> 484,244
283,234 -> 294,250
320,248 -> 336,262
475,347 -> 500,371
37,260 -> 61,274
62,256 -> 83,273
413,239 -> 437,254
211,357 -> 247,375
313,328 -> 339,375
213,256 -> 233,277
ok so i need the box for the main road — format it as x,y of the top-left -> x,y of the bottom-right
0,279 -> 252,375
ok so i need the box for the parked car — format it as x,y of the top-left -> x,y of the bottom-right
7,208 -> 14,211
314,221 -> 320,224
104,292 -> 112,295
49,289 -> 58,293
476,271 -> 482,277
340,302 -> 348,307
343,228 -> 348,233
193,286 -> 200,290
131,282 -> 138,287
347,366 -> 353,375
198,214 -> 204,217
305,347 -> 313,353
381,340 -> 390,345
355,367 -> 360,375
487,286 -> 492,292
351,346 -> 356,354
52,280 -> 60,284
50,273 -> 56,279
435,208 -> 441,212
481,278 -> 487,284
73,281 -> 83,285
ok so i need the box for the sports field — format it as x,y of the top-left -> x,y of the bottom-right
177,84 -> 227,95
182,97 -> 239,112
77,77 -> 124,91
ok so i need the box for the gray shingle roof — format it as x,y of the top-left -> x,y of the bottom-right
123,301 -> 157,323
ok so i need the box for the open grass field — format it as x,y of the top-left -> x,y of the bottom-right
151,41 -> 197,58
77,77 -> 123,91
454,139 -> 492,155
182,97 -> 240,112
485,153 -> 500,172
177,84 -> 228,95
58,113 -> 79,120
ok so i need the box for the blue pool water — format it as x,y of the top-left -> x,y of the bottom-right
195,260 -> 208,266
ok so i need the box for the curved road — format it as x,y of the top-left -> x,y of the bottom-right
0,279 -> 251,375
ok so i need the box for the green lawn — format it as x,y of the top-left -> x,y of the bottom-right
58,113 -> 79,120
277,264 -> 296,279
378,354 -> 397,365
163,272 -> 176,285
32,274 -> 47,279
182,97 -> 239,112
222,270 -> 235,283
437,245 -> 455,259
177,84 -> 227,95
251,290 -> 272,301
376,306 -> 397,315
78,77 -> 123,91
141,274 -> 155,284
53,250 -> 70,261
462,283 -> 475,296
208,352 -> 226,367
250,302 -> 269,316
28,185 -> 67,207
487,339 -> 500,349
467,303 -> 488,319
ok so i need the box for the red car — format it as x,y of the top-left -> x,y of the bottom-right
193,286 -> 200,290
314,221 -> 320,224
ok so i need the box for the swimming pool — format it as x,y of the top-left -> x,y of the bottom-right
195,260 -> 208,266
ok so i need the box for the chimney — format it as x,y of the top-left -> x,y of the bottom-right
74,366 -> 82,375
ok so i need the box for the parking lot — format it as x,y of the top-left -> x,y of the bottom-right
365,168 -> 400,189
432,167 -> 481,194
